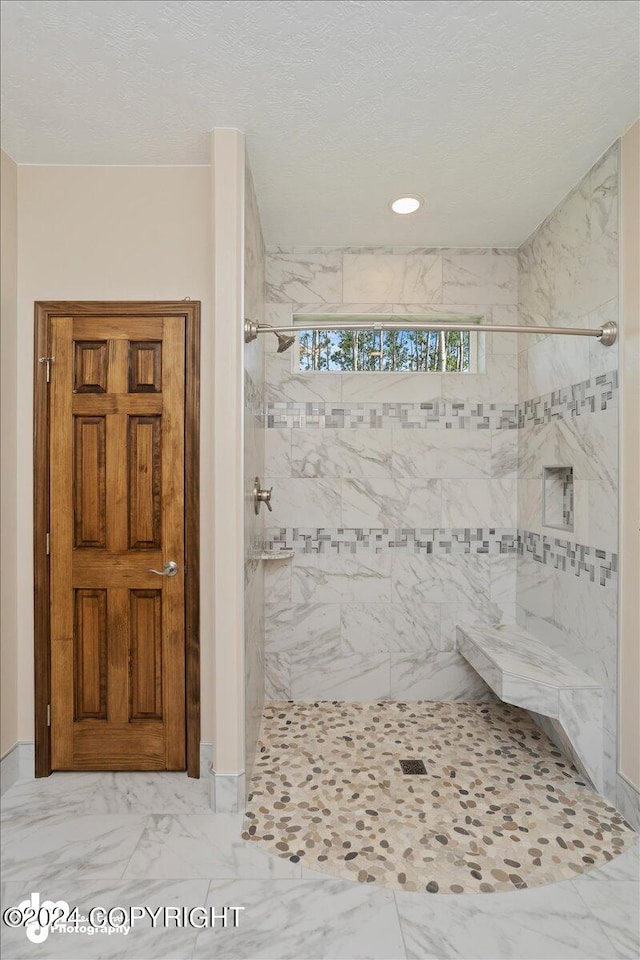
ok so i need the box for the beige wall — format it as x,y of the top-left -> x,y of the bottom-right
619,120 -> 640,790
14,165 -> 215,743
210,130 -> 246,774
243,153 -> 266,788
1,150 -> 19,756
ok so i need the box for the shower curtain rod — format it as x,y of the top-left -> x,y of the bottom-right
244,316 -> 618,346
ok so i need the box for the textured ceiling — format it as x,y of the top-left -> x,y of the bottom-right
1,0 -> 638,246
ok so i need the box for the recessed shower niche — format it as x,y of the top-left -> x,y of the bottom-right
542,465 -> 574,531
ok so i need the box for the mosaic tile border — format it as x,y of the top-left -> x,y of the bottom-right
264,526 -> 618,586
561,470 -> 574,529
266,401 -> 517,430
264,370 -> 617,430
265,527 -> 518,556
518,529 -> 618,587
519,371 -> 618,427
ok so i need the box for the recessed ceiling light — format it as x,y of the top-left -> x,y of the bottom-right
390,195 -> 423,215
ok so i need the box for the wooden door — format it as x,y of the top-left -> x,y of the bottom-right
49,315 -> 186,770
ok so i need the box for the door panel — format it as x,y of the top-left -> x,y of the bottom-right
129,341 -> 162,393
129,590 -> 163,720
128,416 -> 162,549
74,341 -> 108,393
73,589 -> 108,720
74,416 -> 107,548
49,315 -> 186,770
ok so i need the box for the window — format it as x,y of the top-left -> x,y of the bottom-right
297,327 -> 479,373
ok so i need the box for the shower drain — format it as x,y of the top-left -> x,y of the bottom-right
399,759 -> 427,775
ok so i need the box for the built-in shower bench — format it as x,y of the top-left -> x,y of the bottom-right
456,622 -> 604,791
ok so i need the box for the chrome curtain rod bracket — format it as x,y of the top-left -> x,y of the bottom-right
598,320 -> 617,346
244,317 -> 618,347
245,319 -> 259,343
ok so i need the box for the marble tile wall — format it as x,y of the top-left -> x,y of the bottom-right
516,141 -> 622,802
243,159 -> 266,791
263,247 -> 519,701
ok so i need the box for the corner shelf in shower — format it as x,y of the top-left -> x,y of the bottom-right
260,548 -> 294,562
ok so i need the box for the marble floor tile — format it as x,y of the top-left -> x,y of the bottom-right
1,771 -> 212,820
1,814 -> 147,882
300,865 -> 336,881
83,772 -> 212,815
0,878 -> 206,960
123,814 -> 302,880
575,842 -> 640,882
395,881 -> 622,959
1,737 -> 636,960
0,772 -> 102,822
574,880 -> 640,959
192,878 -> 407,959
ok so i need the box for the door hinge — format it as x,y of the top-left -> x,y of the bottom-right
45,532 -> 50,556
38,356 -> 55,382
46,704 -> 51,727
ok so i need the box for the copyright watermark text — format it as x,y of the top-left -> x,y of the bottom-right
3,892 -> 245,943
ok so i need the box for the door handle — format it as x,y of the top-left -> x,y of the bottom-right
148,560 -> 178,577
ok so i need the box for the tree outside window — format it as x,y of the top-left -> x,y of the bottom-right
298,328 -> 474,372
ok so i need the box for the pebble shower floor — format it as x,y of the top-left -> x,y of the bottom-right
243,700 -> 637,894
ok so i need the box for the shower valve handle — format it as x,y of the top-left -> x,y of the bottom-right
254,478 -> 273,514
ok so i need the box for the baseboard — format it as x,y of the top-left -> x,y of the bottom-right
0,741 -> 35,795
208,767 -> 246,813
616,772 -> 640,830
200,741 -> 213,773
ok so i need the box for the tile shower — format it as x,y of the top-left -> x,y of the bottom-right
262,250 -> 520,703
517,142 -> 622,809
243,140 -> 638,837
